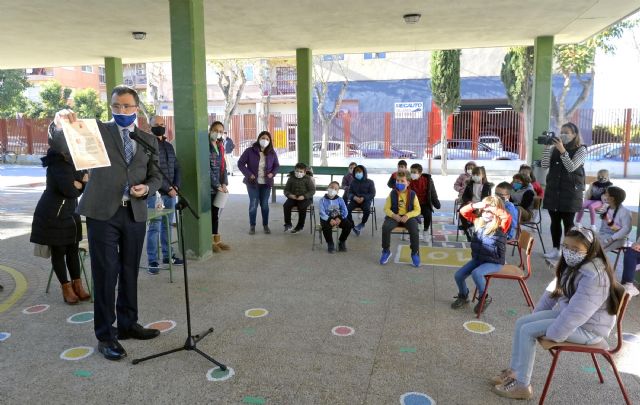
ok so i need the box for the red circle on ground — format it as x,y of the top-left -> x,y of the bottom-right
332,325 -> 355,336
23,304 -> 49,314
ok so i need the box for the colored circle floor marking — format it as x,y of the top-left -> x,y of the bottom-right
0,332 -> 11,342
22,304 -> 50,315
245,308 -> 269,318
67,311 -> 94,324
400,392 -> 435,405
60,346 -> 94,361
581,366 -> 597,373
463,320 -> 495,335
206,366 -> 235,382
243,327 -> 256,336
359,299 -> 374,304
332,325 -> 355,337
0,264 -> 28,314
74,370 -> 92,378
144,320 -> 176,333
400,347 -> 417,353
506,308 -> 518,317
622,333 -> 640,344
242,396 -> 266,404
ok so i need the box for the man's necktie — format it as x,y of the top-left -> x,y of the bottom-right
122,128 -> 133,197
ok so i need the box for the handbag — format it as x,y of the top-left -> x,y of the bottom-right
33,243 -> 51,259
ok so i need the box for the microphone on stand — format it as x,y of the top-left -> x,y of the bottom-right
129,129 -> 158,155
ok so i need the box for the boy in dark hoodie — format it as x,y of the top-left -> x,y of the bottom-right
283,162 -> 316,233
319,181 -> 352,253
347,164 -> 377,236
409,163 -> 441,241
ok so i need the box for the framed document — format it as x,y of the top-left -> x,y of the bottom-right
60,119 -> 111,170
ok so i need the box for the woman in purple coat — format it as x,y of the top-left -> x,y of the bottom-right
237,131 -> 280,234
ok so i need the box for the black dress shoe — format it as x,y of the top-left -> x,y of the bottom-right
98,340 -> 127,361
118,323 -> 160,340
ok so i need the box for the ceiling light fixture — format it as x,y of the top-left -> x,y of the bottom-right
132,32 -> 147,40
403,14 -> 421,24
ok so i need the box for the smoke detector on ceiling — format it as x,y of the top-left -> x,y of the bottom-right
403,14 -> 421,24
132,32 -> 147,40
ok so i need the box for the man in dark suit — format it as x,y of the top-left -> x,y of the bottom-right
53,85 -> 163,361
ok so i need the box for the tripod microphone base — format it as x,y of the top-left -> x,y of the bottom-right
132,327 -> 226,370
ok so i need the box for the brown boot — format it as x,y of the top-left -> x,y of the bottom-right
61,282 -> 79,305
211,235 -> 221,253
214,234 -> 231,251
71,279 -> 91,301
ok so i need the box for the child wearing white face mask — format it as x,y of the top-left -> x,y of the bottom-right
283,162 -> 316,233
454,161 -> 477,198
319,181 -> 352,253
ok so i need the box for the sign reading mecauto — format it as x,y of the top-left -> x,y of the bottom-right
394,102 -> 423,119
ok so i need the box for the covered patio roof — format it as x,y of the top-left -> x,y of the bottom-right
2,0 -> 639,68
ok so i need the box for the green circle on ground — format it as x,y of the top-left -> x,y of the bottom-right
211,368 -> 229,379
67,311 -> 94,324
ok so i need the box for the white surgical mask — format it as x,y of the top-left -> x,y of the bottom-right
410,173 -> 420,180
295,171 -> 305,178
559,133 -> 572,144
327,188 -> 337,197
259,139 -> 270,148
472,175 -> 482,183
467,169 -> 474,175
216,132 -> 223,140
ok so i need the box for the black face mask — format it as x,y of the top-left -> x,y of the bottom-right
151,126 -> 166,137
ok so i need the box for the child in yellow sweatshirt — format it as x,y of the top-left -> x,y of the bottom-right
380,171 -> 422,266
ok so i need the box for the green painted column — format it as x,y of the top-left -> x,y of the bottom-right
296,48 -> 313,166
104,57 -> 123,118
169,0 -> 212,259
531,36 -> 554,162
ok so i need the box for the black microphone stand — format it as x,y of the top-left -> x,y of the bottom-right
129,131 -> 226,371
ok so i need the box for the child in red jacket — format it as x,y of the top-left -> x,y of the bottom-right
409,163 -> 441,241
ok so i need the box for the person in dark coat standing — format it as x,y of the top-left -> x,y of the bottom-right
541,122 -> 587,261
223,130 -> 235,176
209,121 -> 230,252
30,130 -> 90,304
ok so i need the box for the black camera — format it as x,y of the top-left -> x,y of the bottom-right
536,131 -> 558,145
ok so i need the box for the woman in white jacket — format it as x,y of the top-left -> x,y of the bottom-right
491,226 -> 624,400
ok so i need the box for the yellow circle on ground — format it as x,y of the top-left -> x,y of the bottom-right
463,320 -> 495,334
245,308 -> 269,318
60,346 -> 94,361
0,265 -> 28,314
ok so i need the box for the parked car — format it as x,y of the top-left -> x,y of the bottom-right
358,141 -> 417,159
478,131 -> 503,151
586,143 -> 640,161
424,140 -> 519,160
312,141 -> 363,158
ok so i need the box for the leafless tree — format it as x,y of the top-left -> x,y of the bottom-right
211,60 -> 247,130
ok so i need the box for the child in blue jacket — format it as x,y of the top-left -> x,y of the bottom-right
451,196 -> 511,315
319,181 -> 353,253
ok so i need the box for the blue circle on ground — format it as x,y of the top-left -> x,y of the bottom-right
622,333 -> 640,344
0,332 -> 10,342
400,392 -> 434,405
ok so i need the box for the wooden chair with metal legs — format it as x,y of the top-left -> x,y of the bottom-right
507,208 -> 524,268
536,292 -> 632,405
472,231 -> 535,318
291,203 -> 316,234
452,197 -> 461,224
521,196 -> 546,253
350,200 -> 377,236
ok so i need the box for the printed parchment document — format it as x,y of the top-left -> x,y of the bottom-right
60,119 -> 111,170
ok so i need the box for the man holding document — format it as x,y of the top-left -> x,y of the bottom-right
53,85 -> 162,361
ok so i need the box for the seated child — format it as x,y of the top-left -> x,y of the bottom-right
459,166 -> 492,240
598,186 -> 632,253
621,237 -> 640,297
347,165 -> 376,236
380,171 -> 421,267
409,163 -> 441,240
341,162 -> 357,203
387,159 -> 408,188
494,182 -> 518,241
519,164 -> 543,198
510,173 -> 535,223
319,181 -> 353,253
454,161 -> 477,199
491,227 -> 623,400
283,162 -> 316,233
576,169 -> 612,231
451,196 -> 511,314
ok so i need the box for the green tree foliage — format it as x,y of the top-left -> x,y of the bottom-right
0,69 -> 29,118
501,46 -> 534,160
73,88 -> 105,119
27,81 -> 72,118
430,49 -> 461,175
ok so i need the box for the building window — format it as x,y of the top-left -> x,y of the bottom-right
81,65 -> 93,73
275,67 -> 296,95
243,65 -> 254,81
98,67 -> 106,83
136,63 -> 146,75
322,54 -> 344,61
364,52 -> 386,60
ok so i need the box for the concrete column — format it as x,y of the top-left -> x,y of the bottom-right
169,0 -> 212,259
531,36 -> 554,162
104,57 -> 123,119
296,48 -> 313,166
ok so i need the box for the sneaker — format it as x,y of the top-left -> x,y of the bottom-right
163,256 -> 183,265
451,294 -> 469,309
411,252 -> 420,267
283,224 -> 292,232
263,225 -> 271,234
327,243 -> 336,254
492,377 -> 533,400
379,250 -> 392,265
590,224 -> 598,232
147,262 -> 160,275
543,248 -> 560,260
249,226 -> 256,235
353,224 -> 361,237
491,368 -> 516,385
290,227 -> 303,234
474,294 -> 493,314
623,282 -> 640,297
338,241 -> 347,252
